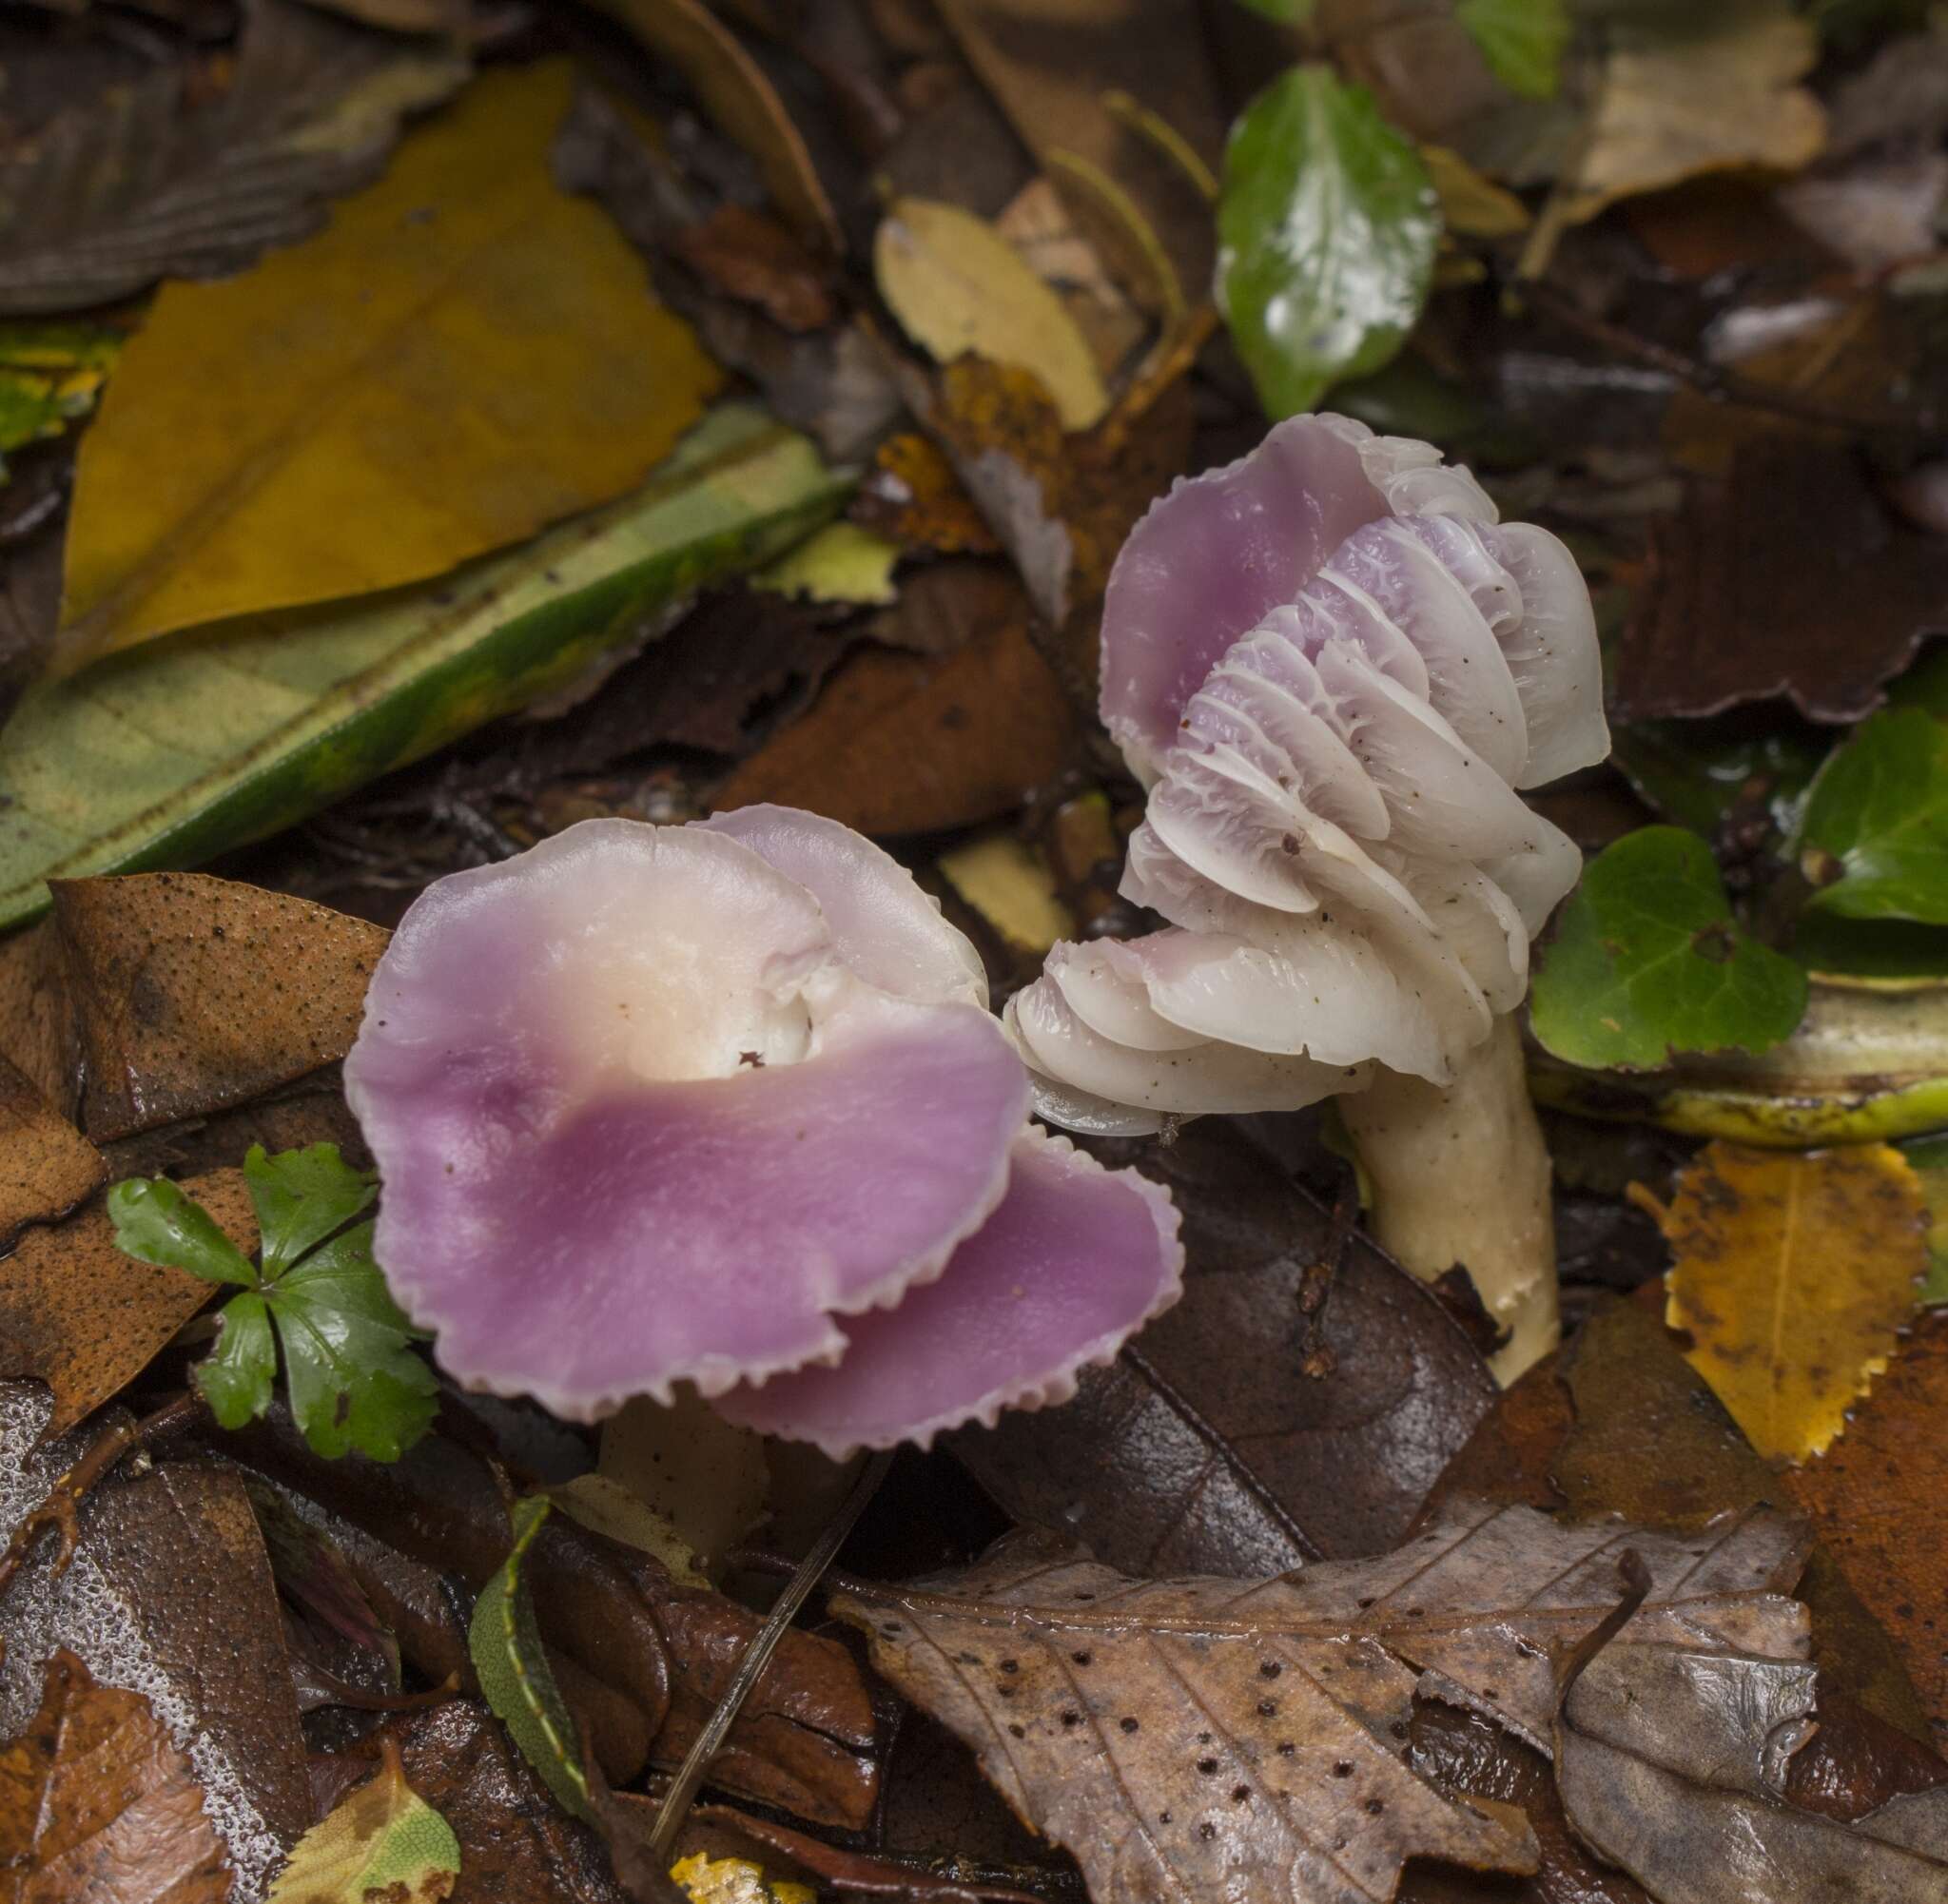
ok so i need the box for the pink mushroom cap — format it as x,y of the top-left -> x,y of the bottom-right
345,808 -> 1184,1448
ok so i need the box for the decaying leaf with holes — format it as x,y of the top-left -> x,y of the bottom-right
1648,1142 -> 1930,1462
829,1498 -> 1809,1903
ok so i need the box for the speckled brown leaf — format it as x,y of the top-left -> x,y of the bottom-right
40,873 -> 389,1142
851,433 -> 1002,559
1556,1642 -> 1948,1902
712,564 -> 1077,836
0,1053 -> 102,1249
831,1498 -> 1810,1904
0,1168 -> 252,1441
0,1647 -> 230,1904
949,1121 -> 1497,1574
1788,1311 -> 1948,1750
1615,442 -> 1948,722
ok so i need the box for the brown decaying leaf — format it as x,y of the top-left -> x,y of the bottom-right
1787,1311 -> 1948,1749
1650,1142 -> 1928,1464
1563,0 -> 1826,223
949,1122 -> 1497,1575
377,1699 -> 629,1904
1400,1699 -> 1648,1904
0,0 -> 469,315
220,1410 -> 880,1827
1616,441 -> 1948,722
588,0 -> 842,253
0,1052 -> 103,1249
832,1498 -> 1810,1904
0,1167 -> 252,1442
0,1647 -> 230,1904
1556,1640 -> 1948,1901
712,563 -> 1077,835
930,0 -> 1224,314
671,204 -> 836,333
4,873 -> 391,1144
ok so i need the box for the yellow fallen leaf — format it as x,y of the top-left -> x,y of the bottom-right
1651,1141 -> 1927,1462
267,1739 -> 458,1902
671,1853 -> 813,1904
1565,0 -> 1826,223
752,521 -> 901,606
59,61 -> 724,666
937,830 -> 1074,956
874,198 -> 1110,430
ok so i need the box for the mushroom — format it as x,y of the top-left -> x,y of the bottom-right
1007,414 -> 1608,1382
344,806 -> 1183,1458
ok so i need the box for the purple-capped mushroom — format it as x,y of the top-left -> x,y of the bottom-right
1009,414 -> 1609,1381
343,808 -> 1183,1458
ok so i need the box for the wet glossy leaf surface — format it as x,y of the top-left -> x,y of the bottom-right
1218,66 -> 1438,417
1797,709 -> 1948,924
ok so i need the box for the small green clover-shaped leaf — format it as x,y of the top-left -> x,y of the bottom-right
108,1144 -> 433,1463
1455,0 -> 1569,99
272,1222 -> 438,1462
1795,709 -> 1948,925
196,1292 -> 278,1429
1531,826 -> 1809,1070
1218,65 -> 1439,418
107,1175 -> 257,1286
244,1141 -> 377,1276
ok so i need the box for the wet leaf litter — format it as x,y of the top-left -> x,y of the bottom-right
1,2 -> 1947,1902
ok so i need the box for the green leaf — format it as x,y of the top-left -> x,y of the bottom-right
0,321 -> 120,472
1217,65 -> 1439,418
469,1497 -> 593,1820
1530,826 -> 1809,1070
1900,1132 -> 1948,1307
1796,709 -> 1948,924
1455,0 -> 1570,99
1787,914 -> 1948,981
266,1739 -> 459,1904
196,1292 -> 278,1429
1231,0 -> 1315,20
244,1141 -> 376,1278
0,402 -> 847,931
268,1222 -> 438,1462
1610,713 -> 1829,839
106,1175 -> 257,1286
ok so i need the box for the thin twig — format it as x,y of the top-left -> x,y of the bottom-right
1295,1167 -> 1358,1380
644,1448 -> 896,1863
1520,280 -> 1944,442
0,1389 -> 205,1609
1555,1549 -> 1652,1711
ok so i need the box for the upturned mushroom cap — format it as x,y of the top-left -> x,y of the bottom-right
346,808 -> 1183,1442
1019,416 -> 1608,1117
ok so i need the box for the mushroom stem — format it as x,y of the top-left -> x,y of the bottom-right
1338,1015 -> 1558,1385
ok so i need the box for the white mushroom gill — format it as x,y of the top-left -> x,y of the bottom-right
1012,414 -> 1609,1382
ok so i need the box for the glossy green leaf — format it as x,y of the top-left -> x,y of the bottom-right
1610,712 -> 1828,839
196,1292 -> 278,1429
1217,65 -> 1439,418
271,1222 -> 438,1462
1530,826 -> 1809,1070
107,1175 -> 257,1286
244,1141 -> 377,1278
1796,709 -> 1948,924
0,403 -> 846,931
1900,1132 -> 1948,1306
1455,0 -> 1570,99
469,1497 -> 593,1821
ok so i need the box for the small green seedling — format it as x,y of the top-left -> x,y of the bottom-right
108,1143 -> 437,1462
